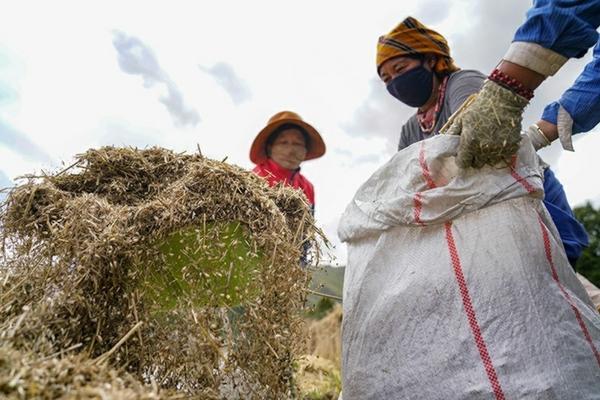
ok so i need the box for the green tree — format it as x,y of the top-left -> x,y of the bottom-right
574,202 -> 600,286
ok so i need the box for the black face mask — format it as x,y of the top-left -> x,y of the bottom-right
386,63 -> 434,108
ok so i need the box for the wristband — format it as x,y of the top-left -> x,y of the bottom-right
526,123 -> 551,150
488,69 -> 534,100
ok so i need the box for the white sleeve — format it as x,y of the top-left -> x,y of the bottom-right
503,42 -> 568,77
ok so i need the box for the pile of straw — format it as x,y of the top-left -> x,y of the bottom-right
0,146 -> 319,399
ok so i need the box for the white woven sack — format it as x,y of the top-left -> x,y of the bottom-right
339,135 -> 600,399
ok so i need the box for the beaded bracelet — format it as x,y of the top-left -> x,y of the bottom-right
488,69 -> 534,100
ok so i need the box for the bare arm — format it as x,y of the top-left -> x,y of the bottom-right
496,60 -> 546,90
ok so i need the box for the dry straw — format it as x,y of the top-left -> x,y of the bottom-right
306,304 -> 342,368
0,146 -> 321,399
440,81 -> 529,169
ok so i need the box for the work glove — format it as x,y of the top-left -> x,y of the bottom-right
440,80 -> 529,168
523,123 -> 551,151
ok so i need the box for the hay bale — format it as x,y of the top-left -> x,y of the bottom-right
1,146 -> 320,399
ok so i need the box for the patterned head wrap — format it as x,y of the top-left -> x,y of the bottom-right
376,16 -> 459,75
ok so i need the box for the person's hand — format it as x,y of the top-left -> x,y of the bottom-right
440,80 -> 529,168
524,123 -> 551,150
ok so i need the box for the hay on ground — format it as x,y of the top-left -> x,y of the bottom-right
306,304 -> 342,368
295,355 -> 341,400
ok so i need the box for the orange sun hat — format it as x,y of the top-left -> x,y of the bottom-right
250,111 -> 326,164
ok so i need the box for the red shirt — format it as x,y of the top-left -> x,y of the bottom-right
252,158 -> 315,205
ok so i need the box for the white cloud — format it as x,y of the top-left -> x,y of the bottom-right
96,120 -> 167,149
414,0 -> 452,25
553,131 -> 600,207
112,31 -> 200,127
0,119 -> 53,164
342,78 -> 413,151
0,170 -> 11,189
0,82 -> 17,106
200,62 -> 252,105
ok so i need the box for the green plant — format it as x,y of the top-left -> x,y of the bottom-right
574,202 -> 600,286
306,297 -> 335,320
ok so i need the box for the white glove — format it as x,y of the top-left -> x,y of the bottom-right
524,123 -> 551,150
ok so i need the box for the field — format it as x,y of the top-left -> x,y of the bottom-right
308,265 -> 344,305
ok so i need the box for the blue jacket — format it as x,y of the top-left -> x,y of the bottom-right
515,0 -> 600,134
543,167 -> 589,266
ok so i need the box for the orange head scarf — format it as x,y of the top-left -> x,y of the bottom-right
376,17 -> 459,75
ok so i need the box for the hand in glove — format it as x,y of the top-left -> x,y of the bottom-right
440,80 -> 529,168
524,123 -> 551,150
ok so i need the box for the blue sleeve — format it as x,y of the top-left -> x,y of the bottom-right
513,0 -> 600,58
542,168 -> 589,265
541,40 -> 600,134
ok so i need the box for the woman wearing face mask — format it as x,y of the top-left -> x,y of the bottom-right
250,111 -> 325,212
376,16 -> 588,269
377,17 -> 485,151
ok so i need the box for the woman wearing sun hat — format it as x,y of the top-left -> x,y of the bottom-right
250,111 -> 325,211
375,16 -> 588,267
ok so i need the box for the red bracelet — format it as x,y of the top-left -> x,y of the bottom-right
488,69 -> 534,100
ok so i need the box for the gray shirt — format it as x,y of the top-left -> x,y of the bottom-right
398,69 -> 486,151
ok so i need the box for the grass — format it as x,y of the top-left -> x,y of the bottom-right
306,265 -> 344,318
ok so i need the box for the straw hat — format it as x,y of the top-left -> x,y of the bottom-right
250,111 -> 326,164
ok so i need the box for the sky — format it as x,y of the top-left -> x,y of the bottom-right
1,1 -> 599,264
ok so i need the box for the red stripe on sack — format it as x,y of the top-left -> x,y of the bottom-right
412,142 -> 437,225
510,168 -> 536,194
419,141 -> 437,190
512,162 -> 600,367
445,222 -> 507,400
509,155 -> 536,194
413,192 -> 424,226
537,215 -> 600,368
